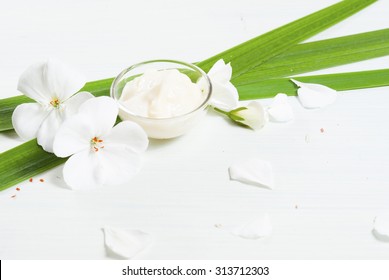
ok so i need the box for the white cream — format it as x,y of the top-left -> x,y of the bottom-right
119,69 -> 206,118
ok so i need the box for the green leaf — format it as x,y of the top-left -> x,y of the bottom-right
237,69 -> 389,100
0,140 -> 66,191
233,28 -> 389,86
197,0 -> 377,77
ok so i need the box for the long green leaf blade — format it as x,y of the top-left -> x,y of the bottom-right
237,69 -> 389,100
197,0 -> 377,76
233,28 -> 389,85
0,140 -> 66,191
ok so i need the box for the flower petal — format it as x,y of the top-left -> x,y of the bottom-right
291,79 -> 337,109
372,216 -> 389,242
232,213 -> 272,239
17,62 -> 53,104
229,159 -> 274,189
78,96 -> 119,137
44,58 -> 86,101
17,59 -> 86,103
36,110 -> 64,153
207,59 -> 232,83
103,226 -> 152,259
97,145 -> 143,186
267,93 -> 294,122
12,103 -> 50,140
209,81 -> 239,110
63,150 -> 103,190
63,91 -> 94,119
53,113 -> 94,158
105,121 -> 149,154
236,101 -> 268,130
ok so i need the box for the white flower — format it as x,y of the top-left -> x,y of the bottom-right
218,101 -> 267,130
291,79 -> 337,109
53,96 -> 149,190
202,59 -> 239,110
267,93 -> 294,122
12,59 -> 93,152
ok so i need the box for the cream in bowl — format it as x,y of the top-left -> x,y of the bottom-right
110,60 -> 212,139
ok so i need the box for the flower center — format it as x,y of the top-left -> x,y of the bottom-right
50,98 -> 61,108
90,136 -> 104,152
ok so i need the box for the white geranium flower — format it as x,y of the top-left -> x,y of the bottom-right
12,59 -> 93,152
216,101 -> 268,130
201,59 -> 239,110
53,96 -> 148,190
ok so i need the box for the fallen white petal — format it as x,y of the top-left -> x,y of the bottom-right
267,93 -> 294,122
291,79 -> 337,109
103,226 -> 152,259
232,213 -> 272,239
372,216 -> 389,242
229,159 -> 274,189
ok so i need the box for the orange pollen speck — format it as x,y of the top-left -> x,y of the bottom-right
50,98 -> 60,108
91,137 -> 104,152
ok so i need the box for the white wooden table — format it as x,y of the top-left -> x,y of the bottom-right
1,0 -> 389,259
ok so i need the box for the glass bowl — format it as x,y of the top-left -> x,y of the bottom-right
110,60 -> 212,139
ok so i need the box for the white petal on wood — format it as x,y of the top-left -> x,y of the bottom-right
291,79 -> 337,109
229,159 -> 274,189
232,213 -> 272,239
372,216 -> 389,242
267,93 -> 294,122
103,226 -> 152,259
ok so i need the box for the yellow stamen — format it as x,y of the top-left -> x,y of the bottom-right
91,137 -> 104,152
50,98 -> 60,108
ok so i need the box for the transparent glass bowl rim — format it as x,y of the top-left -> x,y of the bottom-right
110,59 -> 212,121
